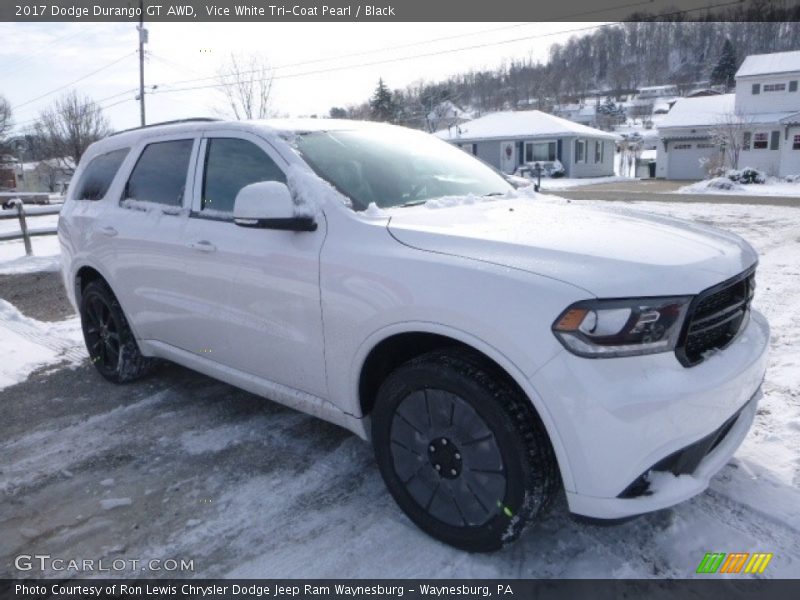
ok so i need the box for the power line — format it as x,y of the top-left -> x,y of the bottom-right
153,23 -> 616,96
11,51 -> 137,113
151,0 -> 744,98
11,89 -> 140,131
151,0 -> 659,91
0,26 -> 86,80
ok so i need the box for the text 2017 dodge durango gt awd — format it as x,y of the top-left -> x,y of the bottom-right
59,119 -> 769,551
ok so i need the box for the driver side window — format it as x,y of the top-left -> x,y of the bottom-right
201,138 -> 286,215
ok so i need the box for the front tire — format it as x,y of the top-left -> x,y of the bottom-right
79,279 -> 154,383
372,348 -> 558,552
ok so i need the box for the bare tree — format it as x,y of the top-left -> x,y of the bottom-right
34,91 -> 111,167
709,112 -> 753,172
0,95 -> 12,145
217,53 -> 275,120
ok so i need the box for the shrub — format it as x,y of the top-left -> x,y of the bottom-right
726,167 -> 765,184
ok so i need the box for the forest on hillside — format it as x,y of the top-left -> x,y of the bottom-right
336,1 -> 800,128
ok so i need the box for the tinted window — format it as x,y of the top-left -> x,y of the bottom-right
124,139 -> 193,206
73,148 -> 129,200
201,138 -> 285,213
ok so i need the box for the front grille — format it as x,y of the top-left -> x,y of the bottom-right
676,267 -> 755,367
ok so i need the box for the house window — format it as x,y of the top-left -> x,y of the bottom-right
752,83 -> 760,95
458,143 -> 476,155
764,83 -> 787,92
793,135 -> 800,150
673,143 -> 692,149
696,143 -> 716,149
594,140 -> 603,163
575,139 -> 586,163
790,81 -> 798,92
524,141 -> 556,162
753,133 -> 768,149
743,132 -> 751,150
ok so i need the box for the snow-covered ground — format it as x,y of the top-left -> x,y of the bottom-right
0,197 -> 798,578
678,178 -> 800,197
0,209 -> 60,274
537,174 -> 633,191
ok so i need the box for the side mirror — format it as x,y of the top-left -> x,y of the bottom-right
233,181 -> 317,232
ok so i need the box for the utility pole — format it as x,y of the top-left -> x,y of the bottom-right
137,0 -> 148,126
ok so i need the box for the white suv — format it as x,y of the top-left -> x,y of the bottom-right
59,118 -> 769,551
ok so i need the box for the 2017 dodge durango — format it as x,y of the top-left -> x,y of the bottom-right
58,119 -> 769,551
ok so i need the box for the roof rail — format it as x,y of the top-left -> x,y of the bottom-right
109,118 -> 220,137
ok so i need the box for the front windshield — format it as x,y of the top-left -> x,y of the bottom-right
292,126 -> 512,211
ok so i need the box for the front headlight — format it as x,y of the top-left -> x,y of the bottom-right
552,296 -> 692,358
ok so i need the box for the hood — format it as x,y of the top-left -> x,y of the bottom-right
386,198 -> 757,298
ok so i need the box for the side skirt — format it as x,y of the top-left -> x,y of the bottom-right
140,339 -> 369,439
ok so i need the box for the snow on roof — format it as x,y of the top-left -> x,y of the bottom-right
659,94 -> 735,128
434,110 -> 620,142
736,50 -> 800,78
660,94 -> 798,129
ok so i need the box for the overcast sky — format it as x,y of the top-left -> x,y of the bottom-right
1,22 -> 604,133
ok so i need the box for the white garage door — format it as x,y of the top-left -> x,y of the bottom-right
667,142 -> 717,180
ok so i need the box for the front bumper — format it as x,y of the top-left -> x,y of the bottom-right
530,309 -> 769,520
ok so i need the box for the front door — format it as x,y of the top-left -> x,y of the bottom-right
499,140 -> 516,173
182,131 -> 328,398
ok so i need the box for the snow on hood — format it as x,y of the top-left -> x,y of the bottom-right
386,195 -> 758,298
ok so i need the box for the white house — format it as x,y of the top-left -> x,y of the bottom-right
657,50 -> 800,180
435,110 -> 619,177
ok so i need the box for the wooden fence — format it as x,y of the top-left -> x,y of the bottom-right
0,202 -> 62,256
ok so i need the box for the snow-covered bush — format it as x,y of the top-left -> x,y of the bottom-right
705,177 -> 742,191
784,174 -> 800,183
727,167 -> 766,185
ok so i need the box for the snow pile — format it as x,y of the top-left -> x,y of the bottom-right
0,299 -> 84,390
361,202 -> 388,218
678,176 -> 800,197
100,497 -> 132,510
421,185 -> 542,210
120,199 -> 189,217
287,165 -> 347,215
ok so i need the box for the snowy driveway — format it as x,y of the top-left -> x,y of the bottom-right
1,199 -> 799,578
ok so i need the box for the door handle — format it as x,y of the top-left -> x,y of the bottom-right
188,240 -> 216,253
99,226 -> 118,237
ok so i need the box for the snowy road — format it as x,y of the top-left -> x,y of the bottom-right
1,199 -> 799,578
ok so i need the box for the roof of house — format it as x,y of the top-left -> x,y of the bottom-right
434,110 -> 620,142
736,50 -> 800,78
659,93 -> 800,130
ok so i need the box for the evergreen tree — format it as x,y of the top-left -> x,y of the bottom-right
711,39 -> 737,90
369,78 -> 397,122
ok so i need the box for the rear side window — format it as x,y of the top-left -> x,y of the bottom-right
73,148 -> 129,201
201,138 -> 286,214
123,139 -> 193,206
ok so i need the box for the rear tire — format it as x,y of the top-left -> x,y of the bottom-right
79,279 -> 154,383
372,348 -> 558,552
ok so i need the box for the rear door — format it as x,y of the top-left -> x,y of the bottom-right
103,135 -> 199,345
182,130 -> 328,397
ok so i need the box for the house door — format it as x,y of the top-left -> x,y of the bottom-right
499,141 -> 516,173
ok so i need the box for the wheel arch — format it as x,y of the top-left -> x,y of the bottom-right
354,323 -> 575,491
